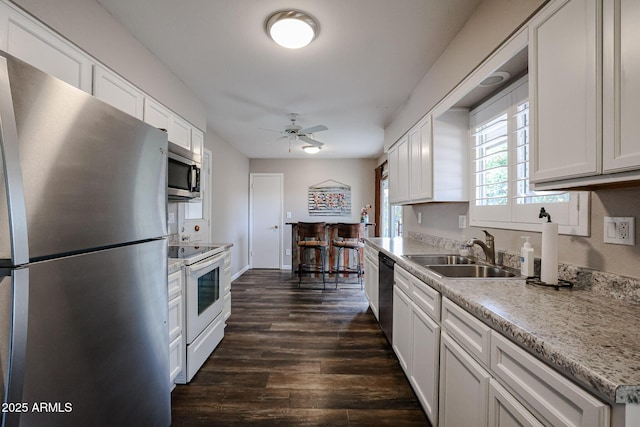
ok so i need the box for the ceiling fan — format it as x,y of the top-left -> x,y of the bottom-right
279,113 -> 328,150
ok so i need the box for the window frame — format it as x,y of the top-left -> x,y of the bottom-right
469,76 -> 589,236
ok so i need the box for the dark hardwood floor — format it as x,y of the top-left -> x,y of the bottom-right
171,270 -> 431,426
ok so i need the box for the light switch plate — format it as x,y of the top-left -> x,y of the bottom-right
604,216 -> 635,245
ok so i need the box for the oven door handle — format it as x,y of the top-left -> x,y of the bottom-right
186,254 -> 224,274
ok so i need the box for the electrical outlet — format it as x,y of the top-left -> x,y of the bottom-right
285,249 -> 291,256
458,215 -> 467,229
417,212 -> 422,224
604,217 -> 635,246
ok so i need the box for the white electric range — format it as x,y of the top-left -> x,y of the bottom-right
169,244 -> 227,383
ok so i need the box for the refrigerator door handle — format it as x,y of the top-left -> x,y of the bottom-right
0,56 -> 30,265
3,268 -> 29,427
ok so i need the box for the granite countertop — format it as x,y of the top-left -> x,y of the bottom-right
168,259 -> 183,274
366,237 -> 640,405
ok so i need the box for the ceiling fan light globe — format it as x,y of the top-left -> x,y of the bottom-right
302,145 -> 321,154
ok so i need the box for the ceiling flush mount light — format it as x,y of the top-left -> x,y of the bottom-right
302,145 -> 321,154
266,10 -> 318,49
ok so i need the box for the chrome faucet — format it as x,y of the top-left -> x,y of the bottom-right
466,230 -> 495,265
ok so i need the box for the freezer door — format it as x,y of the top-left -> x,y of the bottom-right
4,240 -> 170,427
0,52 -> 167,262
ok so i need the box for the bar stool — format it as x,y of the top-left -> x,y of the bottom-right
333,223 -> 364,289
296,222 -> 328,288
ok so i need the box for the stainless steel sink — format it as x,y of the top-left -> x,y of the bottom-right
427,264 -> 517,278
403,254 -> 475,266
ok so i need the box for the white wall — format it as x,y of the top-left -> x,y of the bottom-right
9,0 -> 206,130
250,158 -> 377,268
206,130 -> 250,277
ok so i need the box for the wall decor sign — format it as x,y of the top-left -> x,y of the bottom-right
308,179 -> 351,216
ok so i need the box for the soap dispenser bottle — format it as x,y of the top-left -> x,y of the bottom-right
520,237 -> 534,277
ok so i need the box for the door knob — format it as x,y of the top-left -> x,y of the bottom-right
274,225 -> 279,229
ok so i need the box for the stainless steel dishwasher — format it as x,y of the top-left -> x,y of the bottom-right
378,252 -> 395,344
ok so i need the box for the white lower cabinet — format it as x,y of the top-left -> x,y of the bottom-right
491,332 -> 610,427
439,297 -> 610,427
410,301 -> 440,425
439,332 -> 491,427
223,251 -> 232,323
392,265 -> 441,426
364,245 -> 379,319
392,285 -> 412,374
489,379 -> 543,427
168,269 -> 184,389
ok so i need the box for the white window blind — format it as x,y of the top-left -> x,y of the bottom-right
469,76 -> 589,235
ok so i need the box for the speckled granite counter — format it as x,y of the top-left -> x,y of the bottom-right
168,259 -> 183,274
366,237 -> 640,405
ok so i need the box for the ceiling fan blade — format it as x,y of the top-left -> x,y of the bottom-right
299,135 -> 324,147
299,124 -> 328,134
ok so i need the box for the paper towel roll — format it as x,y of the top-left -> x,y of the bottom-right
541,221 -> 558,285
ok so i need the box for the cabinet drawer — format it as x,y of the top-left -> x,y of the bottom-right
411,277 -> 440,322
491,333 -> 609,427
442,297 -> 491,366
168,295 -> 183,342
394,265 -> 412,294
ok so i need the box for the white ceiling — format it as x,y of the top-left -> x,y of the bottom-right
96,0 -> 483,159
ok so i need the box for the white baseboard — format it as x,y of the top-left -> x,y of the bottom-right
231,265 -> 250,282
281,264 -> 292,270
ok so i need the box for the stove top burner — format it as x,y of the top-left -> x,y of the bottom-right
168,245 -> 220,260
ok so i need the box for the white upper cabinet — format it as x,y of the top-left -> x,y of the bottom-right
531,0 -> 640,189
170,115 -> 192,151
409,116 -> 432,201
144,97 -> 172,132
388,134 -> 410,204
529,0 -> 600,184
144,97 -> 200,152
602,0 -> 640,173
191,128 -> 204,157
93,65 -> 144,119
0,3 -> 93,92
388,110 -> 468,205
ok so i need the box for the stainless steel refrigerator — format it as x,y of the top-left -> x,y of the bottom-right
0,51 -> 170,426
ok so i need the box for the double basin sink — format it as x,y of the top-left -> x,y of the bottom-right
403,254 -> 518,278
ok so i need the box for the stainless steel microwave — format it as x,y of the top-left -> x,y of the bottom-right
168,141 -> 201,200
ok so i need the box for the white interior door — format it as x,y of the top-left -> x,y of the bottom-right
250,173 -> 283,269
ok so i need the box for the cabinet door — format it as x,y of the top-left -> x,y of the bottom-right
392,285 -> 412,374
364,248 -> 379,319
191,128 -> 204,157
488,379 -> 543,427
144,98 -> 171,131
603,0 -> 640,173
439,332 -> 490,427
409,116 -> 433,202
529,0 -> 601,183
93,65 -> 144,119
389,136 -> 410,204
170,115 -> 192,150
0,5 -> 93,92
410,303 -> 440,426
